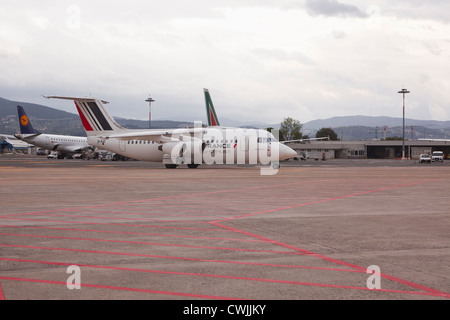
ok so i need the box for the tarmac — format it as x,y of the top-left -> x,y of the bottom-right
0,154 -> 449,304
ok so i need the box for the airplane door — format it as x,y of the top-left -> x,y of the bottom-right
240,136 -> 249,152
119,140 -> 127,152
45,136 -> 52,149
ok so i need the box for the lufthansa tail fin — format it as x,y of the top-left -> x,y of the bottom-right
44,96 -> 125,135
204,89 -> 220,127
17,106 -> 40,135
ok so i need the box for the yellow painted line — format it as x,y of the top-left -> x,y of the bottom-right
25,161 -> 55,164
87,165 -> 118,167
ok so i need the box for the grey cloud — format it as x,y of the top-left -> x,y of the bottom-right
304,0 -> 368,18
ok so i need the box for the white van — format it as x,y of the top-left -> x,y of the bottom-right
431,151 -> 444,162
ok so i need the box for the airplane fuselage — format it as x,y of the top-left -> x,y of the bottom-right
17,133 -> 90,154
87,127 -> 295,165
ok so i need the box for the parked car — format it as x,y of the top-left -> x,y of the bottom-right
419,154 -> 431,163
431,151 -> 444,162
47,152 -> 59,159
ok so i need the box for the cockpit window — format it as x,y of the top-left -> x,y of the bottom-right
257,137 -> 272,143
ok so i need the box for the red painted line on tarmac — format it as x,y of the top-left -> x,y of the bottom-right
0,180 -> 320,218
212,222 -> 450,298
0,276 -> 241,300
25,212 -> 212,224
0,233 -> 298,255
0,243 -> 350,272
207,179 -> 449,298
0,224 -> 266,243
68,209 -> 227,219
211,179 -> 442,223
0,281 -> 4,300
0,216 -> 234,232
1,258 -> 448,299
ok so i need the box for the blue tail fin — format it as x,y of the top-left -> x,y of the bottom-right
17,106 -> 40,135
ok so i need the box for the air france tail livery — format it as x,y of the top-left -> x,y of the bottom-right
45,89 -> 297,169
14,106 -> 92,158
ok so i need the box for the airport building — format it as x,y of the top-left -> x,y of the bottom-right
287,140 -> 450,160
0,136 -> 33,154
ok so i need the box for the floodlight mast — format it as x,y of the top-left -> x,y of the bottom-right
145,96 -> 155,129
398,88 -> 410,160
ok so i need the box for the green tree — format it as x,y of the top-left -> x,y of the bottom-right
316,127 -> 338,141
384,136 -> 403,141
279,117 -> 303,141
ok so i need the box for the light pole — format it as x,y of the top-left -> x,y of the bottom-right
398,88 -> 410,159
145,96 -> 155,129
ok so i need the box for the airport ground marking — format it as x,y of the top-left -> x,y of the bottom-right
20,212 -> 214,224
210,178 -> 443,223
211,222 -> 450,298
0,216 -> 235,232
0,224 -> 267,243
0,243 -> 347,271
0,232 -> 298,255
1,257 -> 449,299
0,180 -> 324,217
0,276 -> 241,300
1,173 -> 448,299
68,208 -> 235,219
0,280 -> 4,300
207,178 -> 448,298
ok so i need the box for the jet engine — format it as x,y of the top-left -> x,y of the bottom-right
160,139 -> 205,165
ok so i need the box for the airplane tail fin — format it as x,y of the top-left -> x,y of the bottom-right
17,106 -> 40,135
204,88 -> 220,127
44,96 -> 125,136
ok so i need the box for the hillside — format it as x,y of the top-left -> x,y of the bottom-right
303,115 -> 450,130
0,97 -> 195,136
2,96 -> 450,140
302,115 -> 450,140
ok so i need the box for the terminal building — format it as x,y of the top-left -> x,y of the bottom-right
286,140 -> 450,160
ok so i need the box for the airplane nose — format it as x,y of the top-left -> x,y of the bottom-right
278,143 -> 297,160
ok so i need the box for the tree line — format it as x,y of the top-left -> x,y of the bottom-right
267,117 -> 339,141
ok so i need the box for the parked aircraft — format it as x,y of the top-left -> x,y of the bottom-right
14,106 -> 92,159
45,90 -> 297,169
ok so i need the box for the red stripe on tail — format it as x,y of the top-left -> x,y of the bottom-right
209,108 -> 217,126
75,102 -> 94,131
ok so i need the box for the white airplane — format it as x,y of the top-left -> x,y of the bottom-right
14,105 -> 92,159
45,89 -> 297,169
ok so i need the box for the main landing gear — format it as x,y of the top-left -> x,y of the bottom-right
164,164 -> 200,169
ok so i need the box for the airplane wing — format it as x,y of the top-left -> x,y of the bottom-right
14,133 -> 42,140
106,129 -> 201,144
2,134 -> 19,139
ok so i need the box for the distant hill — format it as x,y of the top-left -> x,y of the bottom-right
302,115 -> 450,141
0,97 -> 86,136
2,96 -> 450,140
0,97 -> 195,136
303,115 -> 450,130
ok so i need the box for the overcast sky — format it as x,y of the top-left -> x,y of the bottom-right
1,0 -> 449,125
